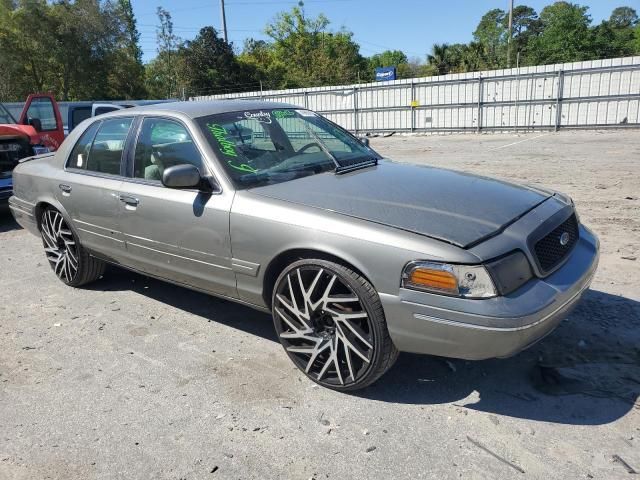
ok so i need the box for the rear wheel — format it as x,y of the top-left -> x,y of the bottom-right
272,259 -> 398,390
40,207 -> 105,286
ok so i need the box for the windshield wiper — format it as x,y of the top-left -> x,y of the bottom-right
238,165 -> 328,187
335,157 -> 378,175
297,121 -> 340,169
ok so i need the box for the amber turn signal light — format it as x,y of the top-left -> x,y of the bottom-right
409,268 -> 458,291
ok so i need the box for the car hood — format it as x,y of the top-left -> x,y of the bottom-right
0,124 -> 35,140
250,160 -> 551,248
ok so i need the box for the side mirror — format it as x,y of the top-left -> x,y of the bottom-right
162,164 -> 202,189
28,117 -> 42,132
359,137 -> 370,147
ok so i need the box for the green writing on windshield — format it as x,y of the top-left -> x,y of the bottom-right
272,109 -> 295,119
206,123 -> 237,157
227,160 -> 257,173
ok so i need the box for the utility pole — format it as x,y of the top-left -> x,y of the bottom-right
220,0 -> 228,43
507,0 -> 514,68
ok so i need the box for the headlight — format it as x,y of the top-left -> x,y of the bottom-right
32,145 -> 51,155
401,261 -> 497,299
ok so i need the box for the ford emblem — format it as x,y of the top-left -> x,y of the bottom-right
559,232 -> 570,246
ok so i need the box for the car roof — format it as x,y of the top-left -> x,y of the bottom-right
123,100 -> 299,119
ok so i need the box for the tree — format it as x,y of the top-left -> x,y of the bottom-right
0,2 -> 20,100
179,26 -> 251,96
145,7 -> 183,98
238,39 -> 286,89
368,50 -> 407,69
505,5 -> 542,66
609,6 -> 638,28
106,0 -> 146,99
0,0 -> 56,98
261,5 -> 366,88
444,42 -> 486,73
426,43 -> 453,75
473,8 -> 507,68
529,2 -> 594,64
596,7 -> 639,58
0,0 -> 146,101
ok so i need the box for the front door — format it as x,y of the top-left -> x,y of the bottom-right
57,117 -> 133,262
19,94 -> 65,151
117,117 -> 236,297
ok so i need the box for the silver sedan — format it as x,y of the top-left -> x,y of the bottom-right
9,101 -> 599,390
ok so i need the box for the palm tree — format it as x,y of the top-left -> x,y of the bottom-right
426,43 -> 451,75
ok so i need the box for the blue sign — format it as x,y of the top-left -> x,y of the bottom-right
375,66 -> 397,82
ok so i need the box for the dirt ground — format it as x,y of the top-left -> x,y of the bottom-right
1,130 -> 639,480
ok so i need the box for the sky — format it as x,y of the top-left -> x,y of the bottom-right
131,0 -> 630,63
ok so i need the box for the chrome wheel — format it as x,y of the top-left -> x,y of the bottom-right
273,265 -> 375,387
41,209 -> 78,283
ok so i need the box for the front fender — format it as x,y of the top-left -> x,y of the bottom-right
230,191 -> 477,308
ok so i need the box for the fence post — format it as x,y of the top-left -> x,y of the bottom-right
304,90 -> 309,109
554,70 -> 564,132
477,76 -> 483,133
410,80 -> 415,133
353,87 -> 359,134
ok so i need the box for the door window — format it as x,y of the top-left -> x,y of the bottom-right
86,118 -> 132,175
26,97 -> 59,131
67,118 -> 132,175
133,118 -> 203,182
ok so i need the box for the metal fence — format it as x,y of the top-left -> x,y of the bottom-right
193,56 -> 640,134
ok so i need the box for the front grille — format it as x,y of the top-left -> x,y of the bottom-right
0,141 -> 28,176
534,214 -> 579,272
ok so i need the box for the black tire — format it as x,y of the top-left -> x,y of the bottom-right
40,206 -> 105,287
272,258 -> 398,391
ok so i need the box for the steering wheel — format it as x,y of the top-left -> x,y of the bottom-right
297,142 -> 323,154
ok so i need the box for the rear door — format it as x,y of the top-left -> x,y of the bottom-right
117,116 -> 236,296
19,94 -> 64,151
57,117 -> 134,261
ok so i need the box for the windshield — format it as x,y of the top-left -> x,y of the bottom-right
0,104 -> 17,124
196,108 -> 378,188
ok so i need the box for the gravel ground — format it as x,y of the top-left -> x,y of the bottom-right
1,130 -> 639,480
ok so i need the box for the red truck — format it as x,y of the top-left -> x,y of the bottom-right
0,94 -> 64,202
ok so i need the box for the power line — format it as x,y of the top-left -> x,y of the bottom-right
136,0 -> 356,17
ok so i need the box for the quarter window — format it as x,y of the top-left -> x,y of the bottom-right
133,118 -> 203,182
67,121 -> 101,170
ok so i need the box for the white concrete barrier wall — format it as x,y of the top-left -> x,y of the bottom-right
193,56 -> 640,133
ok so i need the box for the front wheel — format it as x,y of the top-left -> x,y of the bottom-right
272,259 -> 398,390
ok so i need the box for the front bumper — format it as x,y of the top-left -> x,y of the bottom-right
380,225 -> 599,360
